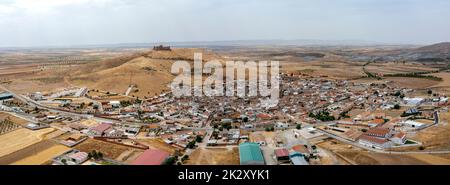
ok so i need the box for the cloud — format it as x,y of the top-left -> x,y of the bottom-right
0,4 -> 15,14
0,0 -> 115,14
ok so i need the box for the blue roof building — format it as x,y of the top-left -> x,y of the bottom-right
239,142 -> 265,165
290,152 -> 309,165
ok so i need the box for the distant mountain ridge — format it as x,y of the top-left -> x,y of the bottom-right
415,42 -> 450,53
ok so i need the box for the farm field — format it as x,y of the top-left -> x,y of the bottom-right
0,128 -> 56,157
186,147 -> 240,165
74,138 -> 143,159
137,138 -> 178,154
11,144 -> 70,165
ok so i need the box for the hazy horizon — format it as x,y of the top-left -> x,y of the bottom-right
1,0 -> 449,47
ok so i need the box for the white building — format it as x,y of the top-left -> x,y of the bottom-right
401,120 -> 426,130
109,101 -> 121,108
358,135 -> 392,149
403,97 -> 424,106
391,132 -> 407,145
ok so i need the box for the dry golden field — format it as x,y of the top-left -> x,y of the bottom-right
186,147 -> 240,165
11,144 -> 70,165
0,128 -> 56,157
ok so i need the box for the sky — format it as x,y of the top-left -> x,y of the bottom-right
0,0 -> 449,47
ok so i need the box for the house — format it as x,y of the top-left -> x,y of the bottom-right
353,111 -> 373,122
59,134 -> 87,147
131,149 -> 170,165
226,129 -> 240,141
274,148 -> 290,163
373,112 -> 386,119
124,125 -> 141,136
256,113 -> 272,120
68,123 -> 87,131
109,101 -> 121,108
289,152 -> 309,165
89,123 -> 112,136
368,119 -> 385,127
365,128 -> 392,138
239,142 -> 265,165
275,122 -> 289,129
391,132 -> 407,145
68,151 -> 89,164
52,150 -> 89,165
358,135 -> 392,149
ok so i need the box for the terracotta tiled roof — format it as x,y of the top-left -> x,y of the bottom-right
366,128 -> 390,136
359,135 -> 389,145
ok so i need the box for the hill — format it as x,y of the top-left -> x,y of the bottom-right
68,48 -> 223,98
415,42 -> 450,53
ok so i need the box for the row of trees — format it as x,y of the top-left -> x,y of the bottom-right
309,111 -> 335,121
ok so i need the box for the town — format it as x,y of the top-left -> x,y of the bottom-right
1,61 -> 448,165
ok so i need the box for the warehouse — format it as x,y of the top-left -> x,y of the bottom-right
239,142 -> 265,165
0,92 -> 13,101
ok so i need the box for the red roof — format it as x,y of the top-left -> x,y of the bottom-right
369,119 -> 385,125
91,123 -> 112,134
256,113 -> 272,119
366,128 -> 390,136
292,145 -> 310,154
359,135 -> 389,145
274,149 -> 289,157
131,149 -> 170,165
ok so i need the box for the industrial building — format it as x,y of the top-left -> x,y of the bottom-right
0,92 -> 13,101
239,142 -> 265,165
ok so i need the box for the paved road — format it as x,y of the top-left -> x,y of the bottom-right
0,84 -> 119,124
317,129 -> 450,154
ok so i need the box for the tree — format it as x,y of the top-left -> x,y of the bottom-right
186,141 -> 196,149
135,98 -> 142,104
163,157 -> 176,165
195,135 -> 203,143
182,155 -> 189,161
243,117 -> 249,122
97,152 -> 103,159
296,124 -> 302,130
394,104 -> 400,109
427,89 -> 433,95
